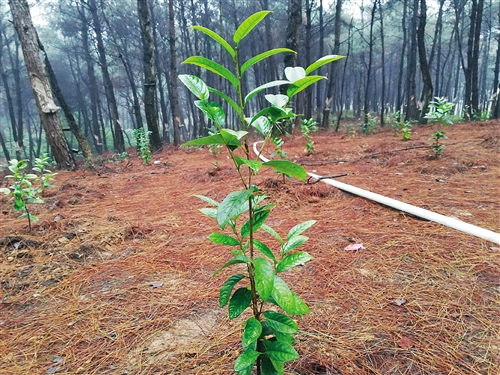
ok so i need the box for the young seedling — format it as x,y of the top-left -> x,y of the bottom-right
301,118 -> 318,154
0,155 -> 55,231
179,11 -> 343,375
429,129 -> 447,157
400,121 -> 412,141
424,97 -> 454,158
133,126 -> 152,163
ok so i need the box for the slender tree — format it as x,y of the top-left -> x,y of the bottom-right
9,0 -> 76,170
364,0 -> 377,127
168,0 -> 181,145
87,0 -> 125,153
138,0 -> 162,151
417,0 -> 433,122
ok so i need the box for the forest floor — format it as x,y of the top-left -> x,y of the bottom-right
0,119 -> 499,375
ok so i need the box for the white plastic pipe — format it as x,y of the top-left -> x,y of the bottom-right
253,141 -> 500,245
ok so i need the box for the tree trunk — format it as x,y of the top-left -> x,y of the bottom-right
397,0 -> 408,113
9,0 -> 76,170
168,0 -> 182,145
304,0 -> 313,120
364,1 -> 377,126
87,0 -> 125,153
378,1 -> 386,127
492,3 -> 500,119
315,0 -> 324,125
405,0 -> 418,121
417,0 -> 433,123
321,0 -> 341,129
138,0 -> 162,151
284,0 -> 302,69
471,0 -> 484,116
38,38 -> 94,169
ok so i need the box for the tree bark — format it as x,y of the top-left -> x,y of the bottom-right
9,0 -> 76,170
138,0 -> 162,151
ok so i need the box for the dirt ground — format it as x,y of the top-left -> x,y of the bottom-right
0,120 -> 499,375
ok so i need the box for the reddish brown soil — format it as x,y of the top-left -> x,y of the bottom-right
1,120 -> 499,375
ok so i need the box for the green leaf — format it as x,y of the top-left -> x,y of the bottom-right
245,80 -> 290,104
253,240 -> 277,263
241,48 -> 295,75
237,365 -> 253,375
234,348 -> 260,372
199,207 -> 217,219
305,54 -> 345,75
208,232 -> 240,246
263,311 -> 298,333
229,287 -> 253,319
194,194 -> 219,207
253,257 -> 274,301
217,189 -> 254,229
274,331 -> 295,344
0,188 -> 10,195
291,292 -> 310,316
261,356 -> 283,375
194,100 -> 226,129
213,255 -> 248,276
27,198 -> 44,204
251,116 -> 272,137
220,273 -> 245,307
184,56 -> 238,88
271,276 -> 296,314
276,252 -> 312,273
184,134 -> 226,148
262,160 -> 307,181
234,10 -> 271,44
191,26 -> 236,59
282,235 -> 308,254
178,74 -> 209,101
208,87 -> 240,115
249,106 -> 289,127
243,317 -> 262,347
241,209 -> 270,238
261,224 -> 283,245
263,340 -> 299,362
265,94 -> 289,108
287,76 -> 325,98
235,157 -> 262,175
287,220 -> 316,239
284,67 -> 306,83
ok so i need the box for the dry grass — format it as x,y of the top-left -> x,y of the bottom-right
1,120 -> 499,374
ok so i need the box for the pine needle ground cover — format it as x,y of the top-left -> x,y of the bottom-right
0,120 -> 498,374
